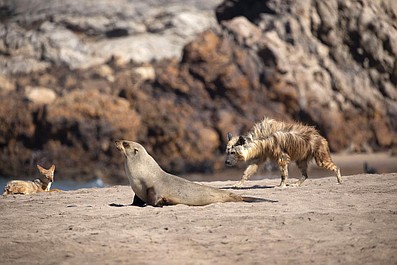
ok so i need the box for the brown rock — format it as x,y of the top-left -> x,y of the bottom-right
25,86 -> 57,105
0,75 -> 16,92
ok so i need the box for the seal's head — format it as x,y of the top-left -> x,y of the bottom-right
115,140 -> 146,159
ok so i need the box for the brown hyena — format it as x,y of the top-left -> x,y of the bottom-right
225,117 -> 342,188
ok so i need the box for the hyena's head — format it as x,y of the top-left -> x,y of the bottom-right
36,164 -> 55,184
225,132 -> 250,166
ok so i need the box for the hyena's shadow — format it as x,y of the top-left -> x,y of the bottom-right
221,185 -> 275,190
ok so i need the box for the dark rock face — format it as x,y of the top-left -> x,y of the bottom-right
0,0 -> 396,182
0,82 -> 141,182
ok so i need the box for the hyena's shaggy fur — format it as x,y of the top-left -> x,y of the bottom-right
225,118 -> 342,187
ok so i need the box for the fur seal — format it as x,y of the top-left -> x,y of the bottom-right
115,140 -> 275,207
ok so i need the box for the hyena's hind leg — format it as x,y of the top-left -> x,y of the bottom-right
315,140 -> 342,184
294,160 -> 309,186
277,153 -> 291,188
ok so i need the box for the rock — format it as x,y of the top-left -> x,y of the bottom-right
25,86 -> 57,105
40,22 -> 103,69
0,95 -> 35,177
222,16 -> 262,47
133,66 -> 156,81
92,65 -> 115,82
0,75 -> 15,92
90,34 -> 182,64
0,85 -> 143,181
0,0 -> 222,74
45,89 -> 141,149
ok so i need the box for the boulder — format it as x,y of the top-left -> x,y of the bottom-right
25,86 -> 57,105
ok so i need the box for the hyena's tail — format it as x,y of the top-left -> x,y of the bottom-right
314,138 -> 342,184
242,196 -> 278,203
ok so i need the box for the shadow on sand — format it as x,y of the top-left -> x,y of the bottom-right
108,203 -> 134,207
221,185 -> 275,190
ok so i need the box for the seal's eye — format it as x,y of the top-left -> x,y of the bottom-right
122,142 -> 129,148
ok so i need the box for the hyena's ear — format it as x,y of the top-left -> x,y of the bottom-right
50,164 -> 55,172
227,132 -> 233,141
236,136 -> 246,146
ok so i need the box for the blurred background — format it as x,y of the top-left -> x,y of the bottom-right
0,0 -> 396,190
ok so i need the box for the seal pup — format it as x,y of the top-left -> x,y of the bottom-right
3,164 -> 60,195
115,140 -> 275,207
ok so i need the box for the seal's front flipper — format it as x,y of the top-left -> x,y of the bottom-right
146,187 -> 175,207
146,187 -> 163,207
132,194 -> 147,207
242,196 -> 278,203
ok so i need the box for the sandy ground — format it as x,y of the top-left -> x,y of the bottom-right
1,173 -> 396,265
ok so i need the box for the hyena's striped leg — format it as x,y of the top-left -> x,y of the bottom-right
295,160 -> 309,186
277,153 -> 290,188
234,163 -> 259,188
315,150 -> 342,184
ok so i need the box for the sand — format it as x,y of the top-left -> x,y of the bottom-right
1,173 -> 396,265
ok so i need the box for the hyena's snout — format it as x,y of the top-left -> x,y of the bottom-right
225,155 -> 237,167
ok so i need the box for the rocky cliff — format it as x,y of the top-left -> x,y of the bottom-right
0,0 -> 396,182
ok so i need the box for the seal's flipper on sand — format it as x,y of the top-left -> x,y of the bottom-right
132,194 -> 146,207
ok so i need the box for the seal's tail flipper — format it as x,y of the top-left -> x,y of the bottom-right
242,196 -> 278,203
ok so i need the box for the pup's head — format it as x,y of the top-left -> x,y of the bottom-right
225,132 -> 250,166
37,164 -> 55,184
115,140 -> 146,160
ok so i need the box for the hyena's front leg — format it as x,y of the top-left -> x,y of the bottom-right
234,163 -> 259,188
277,153 -> 290,188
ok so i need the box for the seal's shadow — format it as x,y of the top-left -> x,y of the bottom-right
108,203 -> 135,207
221,185 -> 275,190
